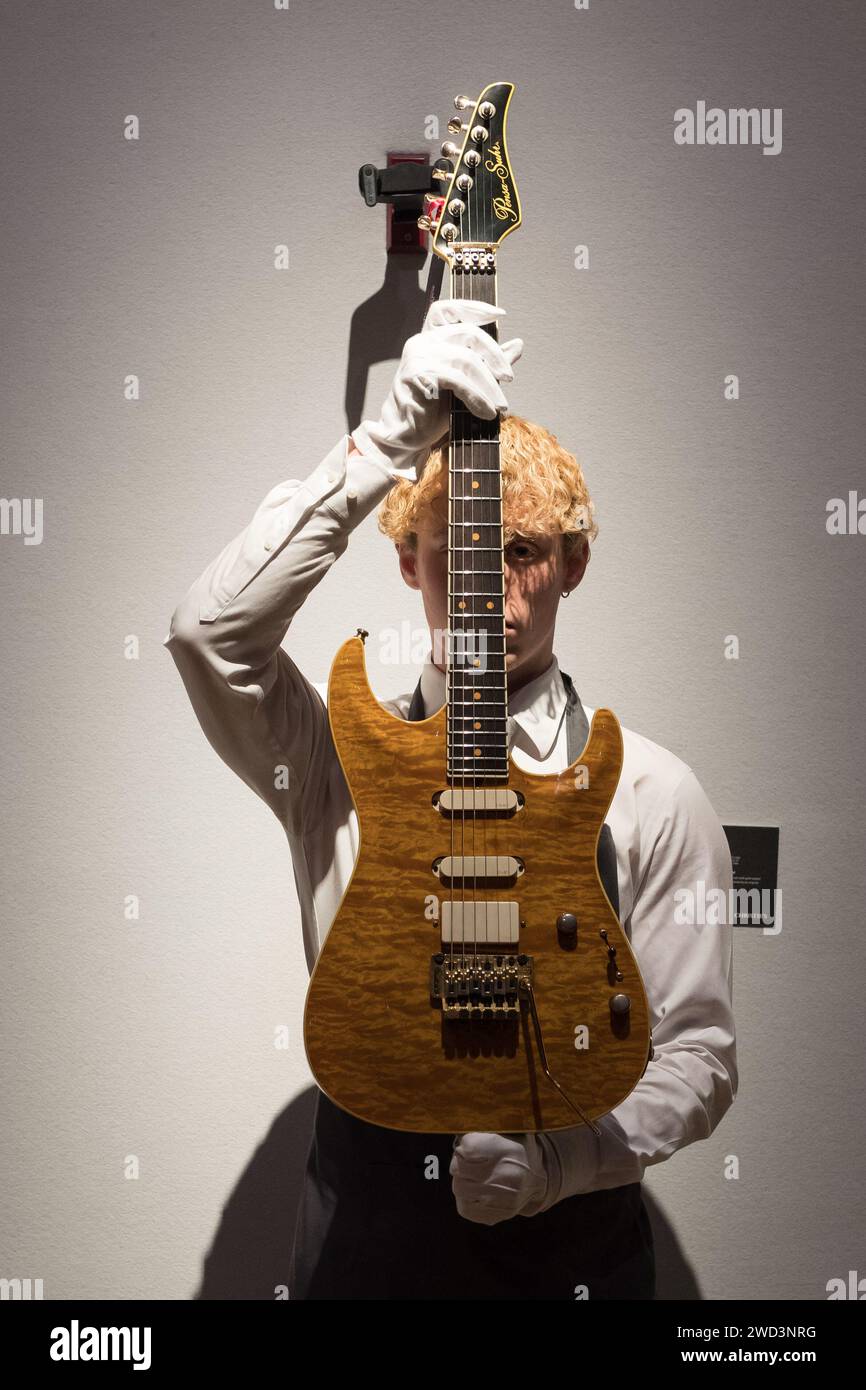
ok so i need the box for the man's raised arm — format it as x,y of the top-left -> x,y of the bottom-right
163,298 -> 521,830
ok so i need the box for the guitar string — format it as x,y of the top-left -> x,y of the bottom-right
450,232 -> 464,978
461,199 -> 470,976
480,149 -> 493,974
467,168 -> 476,976
449,128 -> 505,989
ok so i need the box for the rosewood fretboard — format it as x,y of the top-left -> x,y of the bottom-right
446,258 -> 508,785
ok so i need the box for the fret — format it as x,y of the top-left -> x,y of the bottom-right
447,767 -> 510,776
447,741 -> 508,747
448,718 -> 508,725
447,758 -> 510,764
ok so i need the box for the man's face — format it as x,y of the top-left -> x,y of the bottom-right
397,520 -> 589,690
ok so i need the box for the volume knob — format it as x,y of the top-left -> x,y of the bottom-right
556,911 -> 578,938
610,993 -> 631,1016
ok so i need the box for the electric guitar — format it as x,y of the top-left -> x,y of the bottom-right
304,81 -> 651,1133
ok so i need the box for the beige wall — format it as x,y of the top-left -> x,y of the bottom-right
1,0 -> 864,1299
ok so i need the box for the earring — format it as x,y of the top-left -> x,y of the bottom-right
561,589 -> 571,598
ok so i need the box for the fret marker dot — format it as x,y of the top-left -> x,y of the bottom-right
486,600 -> 494,609
471,480 -> 480,489
474,748 -> 481,757
473,691 -> 480,700
472,531 -> 479,541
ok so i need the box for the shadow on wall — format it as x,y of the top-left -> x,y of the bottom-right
343,252 -> 430,435
194,1085 -> 701,1300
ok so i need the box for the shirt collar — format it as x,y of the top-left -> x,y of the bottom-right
417,651 -> 568,762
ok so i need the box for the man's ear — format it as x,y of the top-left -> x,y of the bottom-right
564,535 -> 590,590
397,540 -> 421,590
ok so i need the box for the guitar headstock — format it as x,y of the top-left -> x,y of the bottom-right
426,82 -> 521,262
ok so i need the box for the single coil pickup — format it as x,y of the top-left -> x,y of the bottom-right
432,854 -> 524,887
433,787 -> 524,818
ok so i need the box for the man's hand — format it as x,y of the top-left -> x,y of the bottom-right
449,1130 -> 558,1225
351,298 -> 523,483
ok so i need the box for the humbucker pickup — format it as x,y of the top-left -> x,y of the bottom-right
439,900 -> 521,945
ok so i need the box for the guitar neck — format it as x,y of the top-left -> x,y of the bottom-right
446,251 -> 508,785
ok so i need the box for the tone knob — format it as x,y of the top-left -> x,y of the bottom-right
556,911 -> 578,938
610,993 -> 631,1016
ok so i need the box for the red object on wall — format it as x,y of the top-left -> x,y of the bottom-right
386,151 -> 430,255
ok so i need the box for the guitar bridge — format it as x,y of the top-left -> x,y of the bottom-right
430,950 -> 533,1019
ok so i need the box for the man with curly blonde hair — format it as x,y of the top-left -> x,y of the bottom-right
377,411 -> 597,700
166,297 -> 737,1301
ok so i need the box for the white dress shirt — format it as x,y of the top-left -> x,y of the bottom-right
164,433 -> 738,1208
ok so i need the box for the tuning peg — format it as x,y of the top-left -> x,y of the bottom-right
441,140 -> 460,158
454,95 -> 476,110
417,215 -> 435,232
432,166 -> 450,182
447,117 -> 467,134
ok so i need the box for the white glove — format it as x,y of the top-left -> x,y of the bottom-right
352,298 -> 524,483
449,1130 -> 560,1225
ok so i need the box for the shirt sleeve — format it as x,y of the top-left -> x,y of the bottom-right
536,766 -> 738,1206
163,434 -> 398,832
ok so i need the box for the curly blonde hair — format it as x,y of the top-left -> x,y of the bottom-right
376,414 -> 598,555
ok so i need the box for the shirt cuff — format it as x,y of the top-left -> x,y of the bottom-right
537,1124 -> 603,1210
350,424 -> 421,484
